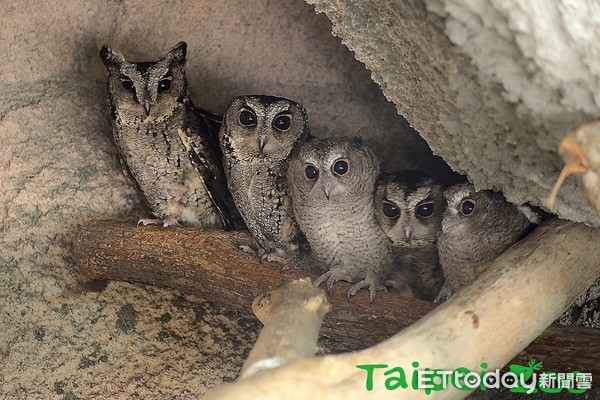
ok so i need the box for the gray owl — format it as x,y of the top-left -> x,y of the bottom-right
374,171 -> 445,301
100,42 -> 234,230
288,137 -> 393,301
437,183 -> 536,293
219,95 -> 311,264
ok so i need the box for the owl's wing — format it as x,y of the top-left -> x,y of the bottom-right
190,104 -> 223,152
177,126 -> 234,231
192,104 -> 223,125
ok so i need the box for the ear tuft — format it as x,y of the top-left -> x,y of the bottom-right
99,45 -> 123,68
168,42 -> 187,65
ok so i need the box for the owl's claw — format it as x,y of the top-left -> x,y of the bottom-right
239,245 -> 289,267
137,218 -> 181,228
349,277 -> 386,302
162,218 -> 181,228
137,218 -> 161,227
314,267 -> 352,291
239,244 -> 258,256
260,252 -> 289,267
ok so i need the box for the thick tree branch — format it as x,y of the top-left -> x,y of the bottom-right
73,220 -> 433,350
203,218 -> 600,399
73,219 -> 600,382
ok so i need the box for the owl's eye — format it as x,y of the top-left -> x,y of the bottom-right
272,114 -> 291,131
332,159 -> 349,176
416,201 -> 435,218
121,79 -> 134,91
239,109 -> 257,127
382,201 -> 400,218
158,78 -> 172,93
460,199 -> 475,216
305,164 -> 319,180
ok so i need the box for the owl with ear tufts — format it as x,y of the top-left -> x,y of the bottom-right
99,42 -> 235,230
374,171 -> 445,300
437,183 -> 538,295
288,137 -> 394,301
219,95 -> 311,265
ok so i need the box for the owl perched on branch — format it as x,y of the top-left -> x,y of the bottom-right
100,42 -> 234,230
219,95 -> 311,265
289,137 -> 394,301
374,171 -> 445,300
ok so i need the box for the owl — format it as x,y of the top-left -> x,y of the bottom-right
219,95 -> 311,264
437,183 -> 536,293
288,137 -> 394,301
374,171 -> 445,301
99,42 -> 234,230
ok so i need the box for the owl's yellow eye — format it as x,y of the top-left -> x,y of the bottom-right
382,201 -> 400,218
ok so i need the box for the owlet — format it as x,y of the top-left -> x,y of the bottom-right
100,42 -> 234,229
374,171 -> 445,300
437,183 -> 536,293
288,137 -> 393,301
219,95 -> 311,264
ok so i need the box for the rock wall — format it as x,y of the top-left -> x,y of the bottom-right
307,0 -> 600,227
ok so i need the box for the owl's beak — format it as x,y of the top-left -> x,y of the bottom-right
404,225 -> 413,243
144,101 -> 151,116
258,135 -> 268,154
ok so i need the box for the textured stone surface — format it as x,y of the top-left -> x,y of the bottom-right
307,0 -> 600,227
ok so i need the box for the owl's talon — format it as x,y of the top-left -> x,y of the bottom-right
256,248 -> 267,259
314,267 -> 352,291
239,244 -> 258,256
162,218 -> 181,228
136,218 -> 180,228
313,273 -> 328,288
137,218 -> 163,227
348,278 -> 385,302
260,252 -> 289,266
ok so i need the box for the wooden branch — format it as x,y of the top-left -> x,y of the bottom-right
73,220 -> 434,351
241,278 -> 329,378
73,219 -> 600,376
202,218 -> 600,399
